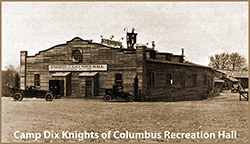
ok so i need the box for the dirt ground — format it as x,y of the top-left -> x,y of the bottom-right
1,91 -> 249,143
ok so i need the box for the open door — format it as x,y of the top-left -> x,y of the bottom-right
49,80 -> 64,98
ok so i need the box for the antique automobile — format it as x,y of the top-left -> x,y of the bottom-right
12,86 -> 54,101
103,85 -> 135,102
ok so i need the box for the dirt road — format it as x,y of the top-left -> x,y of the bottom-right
2,91 -> 248,143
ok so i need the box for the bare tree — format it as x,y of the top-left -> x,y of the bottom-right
209,52 -> 230,70
209,52 -> 247,71
2,65 -> 19,87
2,65 -> 20,96
241,66 -> 249,73
229,52 -> 246,71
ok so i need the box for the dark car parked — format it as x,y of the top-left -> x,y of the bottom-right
103,85 -> 134,102
12,86 -> 54,101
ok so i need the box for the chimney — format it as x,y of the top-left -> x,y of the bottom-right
181,48 -> 184,56
152,41 -> 155,50
20,51 -> 27,90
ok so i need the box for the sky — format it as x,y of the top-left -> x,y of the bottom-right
1,2 -> 248,70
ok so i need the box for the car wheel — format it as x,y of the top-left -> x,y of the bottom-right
45,93 -> 54,101
103,95 -> 112,102
126,96 -> 135,102
12,92 -> 23,101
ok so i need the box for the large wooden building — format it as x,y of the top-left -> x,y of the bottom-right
20,31 -> 216,101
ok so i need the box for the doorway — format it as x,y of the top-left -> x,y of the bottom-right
49,80 -> 64,98
85,79 -> 92,97
79,72 -> 99,98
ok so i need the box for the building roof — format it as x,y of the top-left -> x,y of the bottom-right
215,69 -> 248,79
225,76 -> 239,82
214,69 -> 228,74
157,52 -> 173,55
147,59 -> 212,69
232,73 -> 248,78
184,62 -> 211,68
71,37 -> 83,41
171,54 -> 184,57
214,77 -> 225,83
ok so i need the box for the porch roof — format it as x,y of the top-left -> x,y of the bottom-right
52,72 -> 71,77
79,72 -> 98,77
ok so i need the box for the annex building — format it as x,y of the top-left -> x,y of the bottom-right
20,30 -> 216,101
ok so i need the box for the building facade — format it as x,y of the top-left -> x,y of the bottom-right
20,33 -> 215,101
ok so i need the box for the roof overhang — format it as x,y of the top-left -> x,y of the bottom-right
235,76 -> 248,79
225,77 -> 239,82
79,72 -> 98,77
214,78 -> 225,83
52,72 -> 71,77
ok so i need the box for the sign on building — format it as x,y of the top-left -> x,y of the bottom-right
101,38 -> 122,48
49,65 -> 107,71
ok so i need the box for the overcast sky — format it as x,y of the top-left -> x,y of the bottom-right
2,2 -> 248,70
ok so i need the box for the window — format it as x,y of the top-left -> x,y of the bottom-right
72,50 -> 82,62
147,72 -> 155,87
166,73 -> 172,86
192,74 -> 197,86
34,74 -> 40,87
203,74 -> 207,85
181,73 -> 186,87
115,73 -> 123,88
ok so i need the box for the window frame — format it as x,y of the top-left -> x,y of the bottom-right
166,73 -> 172,86
115,73 -> 123,88
72,50 -> 83,62
147,72 -> 155,87
34,74 -> 40,87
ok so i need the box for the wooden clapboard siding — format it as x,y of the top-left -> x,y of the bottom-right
145,61 -> 214,101
24,38 -> 138,97
21,37 -> 215,101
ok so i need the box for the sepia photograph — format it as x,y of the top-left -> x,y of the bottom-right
1,1 -> 249,143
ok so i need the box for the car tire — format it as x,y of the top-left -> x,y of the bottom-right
45,93 -> 54,101
103,95 -> 112,102
12,92 -> 23,101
